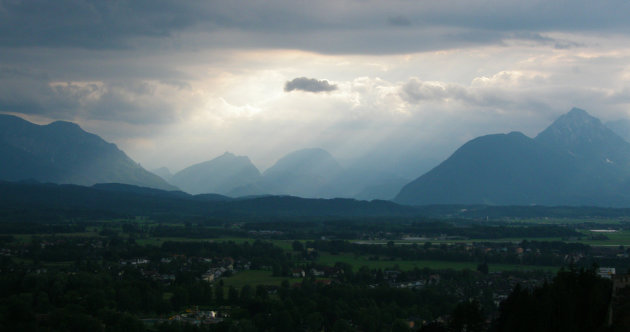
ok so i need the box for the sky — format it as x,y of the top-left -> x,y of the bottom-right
2,0 -> 630,177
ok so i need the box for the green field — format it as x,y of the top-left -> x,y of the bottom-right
9,232 -> 102,243
510,218 -> 630,225
316,252 -> 559,272
358,237 -> 565,246
135,237 -> 217,246
221,270 -> 303,290
352,229 -> 630,247
579,230 -> 630,246
135,236 -> 295,250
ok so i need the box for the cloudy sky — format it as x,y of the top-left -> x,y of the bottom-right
2,1 -> 630,177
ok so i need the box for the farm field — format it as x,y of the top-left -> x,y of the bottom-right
221,270 -> 303,290
352,229 -> 630,247
315,252 -> 560,273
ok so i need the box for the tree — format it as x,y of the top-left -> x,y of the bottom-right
420,322 -> 447,332
392,319 -> 411,332
214,284 -> 224,304
492,268 -> 612,332
448,300 -> 485,332
240,284 -> 252,303
255,285 -> 268,300
228,286 -> 238,304
332,319 -> 356,332
292,240 -> 304,252
476,262 -> 489,275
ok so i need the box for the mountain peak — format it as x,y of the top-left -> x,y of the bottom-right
534,108 -> 614,151
0,117 -> 175,190
547,107 -> 600,131
47,120 -> 81,129
567,107 -> 589,117
170,152 -> 261,195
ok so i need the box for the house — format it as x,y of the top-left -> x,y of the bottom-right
202,273 -> 215,283
598,267 -> 616,279
292,269 -> 305,278
310,268 -> 325,277
612,274 -> 630,293
314,279 -> 332,286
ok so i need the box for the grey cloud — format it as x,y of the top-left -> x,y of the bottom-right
2,1 -> 630,54
0,0 -> 200,49
388,15 -> 411,27
0,71 -> 184,125
284,77 -> 337,93
554,40 -> 584,50
401,79 -> 469,103
401,77 -> 553,112
399,76 -> 628,119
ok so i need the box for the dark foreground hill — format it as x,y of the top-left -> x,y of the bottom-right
396,108 -> 630,207
0,114 -> 175,190
0,181 -> 419,221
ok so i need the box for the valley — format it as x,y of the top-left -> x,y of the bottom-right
4,2 -> 630,330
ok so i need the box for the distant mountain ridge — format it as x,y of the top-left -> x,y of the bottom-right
175,148 -> 409,200
151,167 -> 173,182
170,152 -> 262,195
395,108 -> 630,207
0,181 -> 418,220
606,119 -> 630,143
0,114 -> 175,191
259,148 -> 344,198
229,148 -> 410,200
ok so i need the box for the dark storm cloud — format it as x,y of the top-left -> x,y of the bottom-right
0,0 -> 202,49
284,77 -> 338,93
2,1 -> 630,54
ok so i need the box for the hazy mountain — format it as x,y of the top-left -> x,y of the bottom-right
395,131 -> 574,205
151,167 -> 173,182
395,108 -> 630,207
260,148 -> 344,198
536,108 -> 630,163
535,108 -> 630,189
227,148 -> 411,200
170,152 -> 262,195
347,148 -> 441,182
326,168 -> 411,200
0,114 -> 175,190
606,118 -> 630,143
353,176 -> 411,201
227,182 -> 269,197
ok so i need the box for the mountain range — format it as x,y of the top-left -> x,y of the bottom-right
395,108 -> 630,207
4,108 -> 630,207
0,114 -> 409,200
168,148 -> 410,200
0,114 -> 175,191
